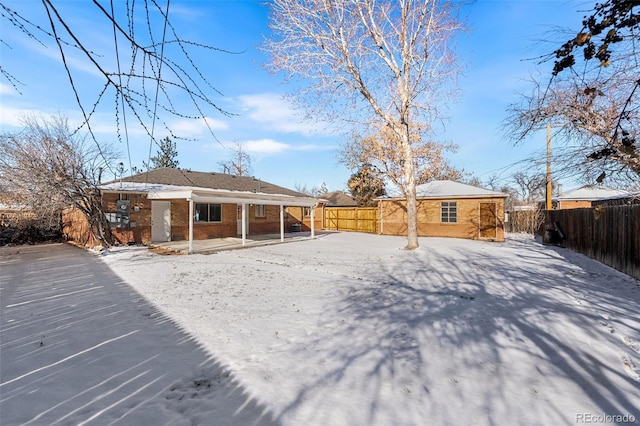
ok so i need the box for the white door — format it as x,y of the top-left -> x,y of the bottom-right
151,201 -> 171,242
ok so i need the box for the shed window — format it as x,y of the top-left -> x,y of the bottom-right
255,204 -> 266,218
441,201 -> 457,223
195,203 -> 222,222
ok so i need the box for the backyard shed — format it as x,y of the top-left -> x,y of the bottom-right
378,180 -> 509,241
64,168 -> 322,253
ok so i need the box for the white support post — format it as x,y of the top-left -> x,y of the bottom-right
241,203 -> 247,246
310,205 -> 315,238
188,199 -> 194,254
280,205 -> 285,242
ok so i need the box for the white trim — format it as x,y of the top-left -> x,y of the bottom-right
280,205 -> 284,242
100,183 -> 319,207
188,200 -> 194,254
241,203 -> 247,246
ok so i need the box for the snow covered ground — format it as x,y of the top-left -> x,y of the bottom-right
100,231 -> 640,425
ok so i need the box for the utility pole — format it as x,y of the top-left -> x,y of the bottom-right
546,123 -> 552,210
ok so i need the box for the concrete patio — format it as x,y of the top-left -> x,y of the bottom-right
149,230 -> 332,254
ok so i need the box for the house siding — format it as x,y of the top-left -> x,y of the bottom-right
558,200 -> 592,210
64,192 -> 323,247
286,205 -> 324,232
379,197 -> 505,241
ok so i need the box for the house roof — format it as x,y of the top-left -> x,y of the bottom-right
100,168 -> 320,207
320,191 -> 358,206
556,185 -> 630,201
381,180 -> 508,200
105,168 -> 307,197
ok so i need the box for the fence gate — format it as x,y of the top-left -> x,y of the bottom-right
324,207 -> 379,234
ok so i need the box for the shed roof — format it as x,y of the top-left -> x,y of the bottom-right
381,180 -> 508,200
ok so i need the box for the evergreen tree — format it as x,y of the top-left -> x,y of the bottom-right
347,165 -> 386,207
144,137 -> 179,169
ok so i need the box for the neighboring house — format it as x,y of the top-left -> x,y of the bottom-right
592,191 -> 640,207
0,194 -> 36,227
378,180 -> 509,241
319,191 -> 358,207
64,168 -> 322,251
553,185 -> 630,209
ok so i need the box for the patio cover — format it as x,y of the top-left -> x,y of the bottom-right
100,182 -> 320,253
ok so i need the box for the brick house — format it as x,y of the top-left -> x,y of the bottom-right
377,180 -> 509,241
64,168 -> 322,252
553,185 -> 630,209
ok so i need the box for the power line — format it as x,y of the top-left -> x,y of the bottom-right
145,0 -> 171,186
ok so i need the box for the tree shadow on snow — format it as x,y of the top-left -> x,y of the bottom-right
276,237 -> 640,425
0,243 -> 277,426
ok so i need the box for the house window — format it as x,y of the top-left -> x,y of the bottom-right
255,204 -> 266,218
441,201 -> 457,223
303,207 -> 311,217
195,203 -> 222,222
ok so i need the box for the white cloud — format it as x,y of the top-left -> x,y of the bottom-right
236,93 -> 333,136
240,138 -> 335,155
0,107 -> 35,127
0,83 -> 20,96
0,107 -> 146,138
243,138 -> 291,154
168,117 -> 229,137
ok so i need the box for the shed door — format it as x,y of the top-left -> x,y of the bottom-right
479,202 -> 497,239
151,201 -> 171,242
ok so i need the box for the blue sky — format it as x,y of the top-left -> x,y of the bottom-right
0,0 -> 589,192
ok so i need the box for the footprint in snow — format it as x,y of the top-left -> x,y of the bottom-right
621,354 -> 640,382
623,336 -> 639,354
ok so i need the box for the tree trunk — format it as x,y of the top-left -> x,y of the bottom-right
401,127 -> 419,250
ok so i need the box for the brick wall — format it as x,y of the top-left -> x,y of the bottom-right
558,200 -> 592,209
379,197 -> 505,241
286,205 -> 323,232
65,192 -> 323,246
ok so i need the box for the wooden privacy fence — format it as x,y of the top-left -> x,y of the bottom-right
543,205 -> 639,280
324,207 -> 379,234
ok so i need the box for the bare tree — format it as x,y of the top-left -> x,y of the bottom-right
512,171 -> 546,203
0,1 -> 232,167
0,114 -> 119,246
218,142 -> 253,176
264,0 -> 465,249
506,72 -> 640,186
294,181 -> 329,197
506,1 -> 640,187
341,125 -> 463,191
